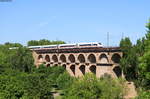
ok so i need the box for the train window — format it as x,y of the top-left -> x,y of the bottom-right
60,45 -> 75,47
79,44 -> 91,46
93,44 -> 97,46
98,43 -> 102,45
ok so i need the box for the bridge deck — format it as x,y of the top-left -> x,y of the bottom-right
32,47 -> 121,54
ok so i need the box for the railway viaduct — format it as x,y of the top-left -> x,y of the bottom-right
32,47 -> 123,78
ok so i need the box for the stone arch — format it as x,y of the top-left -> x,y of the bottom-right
111,53 -> 121,63
99,53 -> 108,63
47,64 -> 50,67
62,64 -> 66,69
70,65 -> 75,75
78,54 -> 85,63
79,65 -> 85,75
88,54 -> 96,63
54,64 -> 58,66
52,55 -> 58,62
68,54 -> 75,63
38,55 -> 43,62
45,55 -> 50,62
60,54 -> 66,62
89,65 -> 96,74
113,66 -> 122,78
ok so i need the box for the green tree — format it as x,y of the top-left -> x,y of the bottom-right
8,47 -> 34,72
27,39 -> 66,46
63,73 -> 124,99
56,72 -> 74,89
138,19 -> 150,89
120,37 -> 138,80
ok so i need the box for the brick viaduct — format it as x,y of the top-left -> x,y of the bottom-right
32,47 -> 123,78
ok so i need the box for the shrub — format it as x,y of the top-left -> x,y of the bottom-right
56,72 -> 75,89
63,73 -> 124,99
136,90 -> 150,99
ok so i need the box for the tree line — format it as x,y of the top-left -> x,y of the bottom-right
27,39 -> 65,46
119,19 -> 150,98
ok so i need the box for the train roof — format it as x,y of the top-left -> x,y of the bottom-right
78,42 -> 102,45
27,42 -> 102,48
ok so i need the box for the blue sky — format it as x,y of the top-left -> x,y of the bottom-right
0,0 -> 150,46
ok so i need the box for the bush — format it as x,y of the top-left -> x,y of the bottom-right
136,90 -> 150,99
56,72 -> 75,89
0,70 -> 54,99
63,73 -> 124,99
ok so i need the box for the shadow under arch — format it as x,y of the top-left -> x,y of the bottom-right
111,53 -> 121,63
54,64 -> 58,66
89,65 -> 96,74
99,53 -> 108,63
62,64 -> 66,69
38,55 -> 43,62
78,54 -> 85,63
88,54 -> 96,63
113,66 -> 122,78
68,54 -> 75,63
47,64 -> 50,67
79,65 -> 85,75
45,55 -> 50,62
52,55 -> 58,62
60,54 -> 66,62
70,65 -> 75,75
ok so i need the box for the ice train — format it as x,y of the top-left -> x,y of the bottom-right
28,42 -> 103,50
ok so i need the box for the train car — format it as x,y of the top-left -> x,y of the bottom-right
27,42 -> 103,50
58,43 -> 77,49
41,45 -> 58,49
28,46 -> 42,49
78,42 -> 103,48
28,45 -> 58,50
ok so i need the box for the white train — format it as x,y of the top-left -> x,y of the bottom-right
28,42 -> 103,50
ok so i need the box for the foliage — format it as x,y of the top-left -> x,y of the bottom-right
4,42 -> 22,47
56,72 -> 75,89
120,37 -> 132,55
120,37 -> 138,80
33,64 -> 66,84
27,39 -> 66,46
136,90 -> 150,99
8,47 -> 34,72
0,69 -> 53,99
63,73 -> 124,99
119,19 -> 150,98
138,19 -> 150,89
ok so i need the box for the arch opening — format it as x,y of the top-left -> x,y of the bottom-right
38,55 -> 43,62
113,66 -> 122,78
45,55 -> 50,62
112,54 -> 121,63
78,54 -> 85,63
52,55 -> 58,62
79,65 -> 85,75
54,64 -> 58,66
88,54 -> 96,63
47,64 -> 50,67
68,54 -> 75,63
60,54 -> 66,62
70,65 -> 75,75
99,54 -> 108,63
62,64 -> 66,69
89,65 -> 96,74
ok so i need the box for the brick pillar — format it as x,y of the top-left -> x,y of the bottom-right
96,66 -> 101,78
